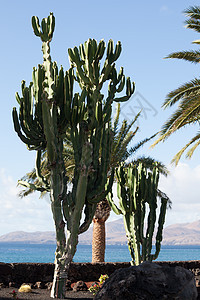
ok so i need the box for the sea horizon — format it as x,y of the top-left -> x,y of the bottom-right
0,243 -> 200,264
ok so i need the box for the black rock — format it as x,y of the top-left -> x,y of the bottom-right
66,279 -> 72,291
95,261 -> 198,300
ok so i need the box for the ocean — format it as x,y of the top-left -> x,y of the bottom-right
0,243 -> 200,263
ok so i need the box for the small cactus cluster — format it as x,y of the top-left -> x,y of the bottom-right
107,163 -> 168,266
12,13 -> 135,299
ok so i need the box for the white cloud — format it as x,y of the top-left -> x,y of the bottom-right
0,168 -> 54,235
1,163 -> 200,236
159,163 -> 200,226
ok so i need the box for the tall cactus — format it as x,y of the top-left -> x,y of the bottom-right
12,13 -> 135,298
107,163 -> 169,266
67,37 -> 135,234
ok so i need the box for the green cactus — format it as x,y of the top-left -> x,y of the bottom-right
107,162 -> 169,266
13,13 -> 135,299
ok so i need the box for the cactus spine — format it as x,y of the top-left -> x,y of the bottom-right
13,13 -> 135,298
107,163 -> 168,266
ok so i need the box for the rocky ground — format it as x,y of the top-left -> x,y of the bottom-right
0,288 -> 93,299
0,281 -> 95,300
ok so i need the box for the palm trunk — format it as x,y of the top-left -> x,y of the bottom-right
91,198 -> 111,263
92,218 -> 106,263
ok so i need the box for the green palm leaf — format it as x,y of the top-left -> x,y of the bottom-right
184,6 -> 200,19
184,6 -> 200,33
171,131 -> 200,165
129,133 -> 157,155
153,6 -> 200,164
163,78 -> 200,108
165,50 -> 200,63
161,95 -> 200,136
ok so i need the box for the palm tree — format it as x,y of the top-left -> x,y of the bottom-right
152,6 -> 200,165
91,105 -> 157,263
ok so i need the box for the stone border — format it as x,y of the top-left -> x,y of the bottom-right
0,261 -> 199,287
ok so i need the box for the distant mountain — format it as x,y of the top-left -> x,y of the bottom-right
79,218 -> 127,245
79,218 -> 200,245
1,219 -> 200,245
0,231 -> 56,244
162,220 -> 200,245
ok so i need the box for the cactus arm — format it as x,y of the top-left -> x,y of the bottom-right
146,168 -> 159,261
152,197 -> 168,260
35,150 -> 49,189
87,168 -> 114,204
78,203 -> 97,234
141,201 -> 147,261
123,212 -> 141,266
107,191 -> 122,215
116,166 -> 129,212
114,80 -> 135,100
12,107 -> 33,146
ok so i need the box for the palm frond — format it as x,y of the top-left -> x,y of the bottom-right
129,133 -> 157,155
171,131 -> 200,165
184,6 -> 200,34
17,179 -> 47,198
112,103 -> 120,135
163,78 -> 200,108
124,111 -> 141,135
186,139 -> 200,158
159,94 -> 200,141
165,50 -> 200,63
112,120 -> 128,155
110,129 -> 139,167
184,6 -> 200,19
18,188 -> 35,198
185,19 -> 200,33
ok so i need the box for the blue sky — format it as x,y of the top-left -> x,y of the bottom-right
1,0 -> 200,235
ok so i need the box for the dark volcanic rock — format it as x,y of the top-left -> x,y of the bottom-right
0,262 -> 13,285
66,279 -> 72,291
95,261 -> 198,300
68,262 -> 130,282
12,263 -> 54,284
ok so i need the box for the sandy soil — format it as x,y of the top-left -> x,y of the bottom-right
0,288 -> 94,300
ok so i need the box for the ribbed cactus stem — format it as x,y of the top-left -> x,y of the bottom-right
107,163 -> 168,266
13,12 -> 136,299
124,213 -> 140,266
42,41 -> 55,101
